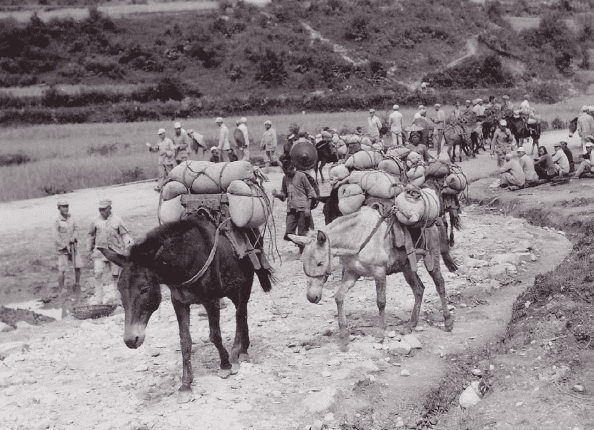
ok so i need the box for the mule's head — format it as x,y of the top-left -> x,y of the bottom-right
289,230 -> 331,304
99,247 -> 162,349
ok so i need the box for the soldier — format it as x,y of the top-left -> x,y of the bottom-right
502,95 -> 513,112
215,117 -> 231,162
87,199 -> 134,304
172,121 -> 191,165
54,200 -> 83,295
146,128 -> 175,192
260,120 -> 278,172
367,108 -> 382,140
388,104 -> 404,146
433,103 -> 446,158
234,117 -> 250,162
491,120 -> 515,167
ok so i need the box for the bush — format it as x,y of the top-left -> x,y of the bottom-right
0,152 -> 32,167
254,48 -> 288,87
154,76 -> 186,102
424,54 -> 514,89
121,167 -> 145,182
344,16 -> 371,42
551,117 -> 567,130
526,80 -> 566,103
87,143 -> 118,156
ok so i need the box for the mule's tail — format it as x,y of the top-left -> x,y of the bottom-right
450,210 -> 462,231
437,218 -> 458,272
256,268 -> 275,293
441,251 -> 458,272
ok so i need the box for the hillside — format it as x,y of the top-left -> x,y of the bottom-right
0,0 -> 593,125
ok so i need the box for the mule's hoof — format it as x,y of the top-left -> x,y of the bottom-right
177,388 -> 193,404
178,384 -> 192,393
231,363 -> 240,375
218,368 -> 232,379
401,325 -> 413,335
239,353 -> 250,363
339,343 -> 349,353
444,317 -> 454,333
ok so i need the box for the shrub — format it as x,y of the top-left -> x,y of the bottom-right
0,152 -> 32,167
526,80 -> 566,103
344,16 -> 371,42
121,167 -> 145,182
254,48 -> 288,87
551,117 -> 567,130
87,143 -> 119,156
154,76 -> 186,102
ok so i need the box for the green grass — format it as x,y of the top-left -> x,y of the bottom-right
0,99 -> 580,202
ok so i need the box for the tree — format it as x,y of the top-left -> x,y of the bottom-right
254,48 -> 287,87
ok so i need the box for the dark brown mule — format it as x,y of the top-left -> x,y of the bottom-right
100,211 -> 273,393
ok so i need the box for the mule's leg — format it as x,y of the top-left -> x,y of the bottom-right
171,298 -> 194,392
202,299 -> 233,379
375,276 -> 387,332
229,293 -> 251,371
319,161 -> 326,183
335,271 -> 358,351
426,228 -> 454,332
449,211 -> 455,247
401,265 -> 425,333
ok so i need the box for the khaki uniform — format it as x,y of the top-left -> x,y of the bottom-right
149,138 -> 175,188
88,214 -> 132,276
172,129 -> 191,164
499,159 -> 525,187
218,124 -> 231,162
492,128 -> 514,167
54,214 -> 83,272
367,115 -> 382,139
260,128 -> 278,162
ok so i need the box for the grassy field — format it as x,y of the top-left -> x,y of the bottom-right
0,83 -> 141,98
0,97 -> 583,202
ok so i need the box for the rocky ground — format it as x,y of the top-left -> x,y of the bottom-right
1,130 -> 593,430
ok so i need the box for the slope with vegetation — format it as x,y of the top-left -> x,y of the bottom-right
0,0 -> 593,125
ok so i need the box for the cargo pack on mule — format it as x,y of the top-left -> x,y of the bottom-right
158,160 -> 273,272
328,149 -> 465,273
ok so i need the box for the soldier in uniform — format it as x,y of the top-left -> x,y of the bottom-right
491,120 -> 515,167
260,120 -> 278,172
146,128 -> 175,192
54,200 -> 83,294
87,199 -> 133,304
172,121 -> 191,165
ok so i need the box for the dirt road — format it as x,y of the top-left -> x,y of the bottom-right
0,129 -> 584,429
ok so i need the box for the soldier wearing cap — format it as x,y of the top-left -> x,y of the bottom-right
492,119 -> 515,167
464,99 -> 473,114
576,106 -> 594,150
172,121 -> 191,165
453,101 -> 463,119
88,199 -> 133,304
433,103 -> 446,158
187,128 -> 208,161
367,108 -> 382,140
215,117 -> 231,162
388,104 -> 404,146
551,142 -> 570,176
472,99 -> 485,117
234,117 -> 250,162
260,120 -> 277,172
516,147 -> 538,183
575,137 -> 594,178
146,128 -> 175,191
413,105 -> 426,120
502,95 -> 513,111
54,200 -> 83,294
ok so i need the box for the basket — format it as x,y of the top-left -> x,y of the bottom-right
72,305 -> 117,320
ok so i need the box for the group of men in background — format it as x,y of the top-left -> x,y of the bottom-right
147,118 -> 278,191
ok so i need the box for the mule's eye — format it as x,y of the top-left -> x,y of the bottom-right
317,262 -> 324,267
140,286 -> 150,294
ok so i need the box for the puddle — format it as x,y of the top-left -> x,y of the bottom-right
4,300 -> 63,321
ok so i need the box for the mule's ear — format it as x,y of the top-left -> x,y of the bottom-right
316,230 -> 327,245
98,247 -> 128,267
287,234 -> 311,246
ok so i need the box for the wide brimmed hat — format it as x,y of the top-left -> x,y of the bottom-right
290,141 -> 318,171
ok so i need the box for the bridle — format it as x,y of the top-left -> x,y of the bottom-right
302,234 -> 333,282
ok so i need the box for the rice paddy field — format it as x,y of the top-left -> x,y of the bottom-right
0,95 -> 586,202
